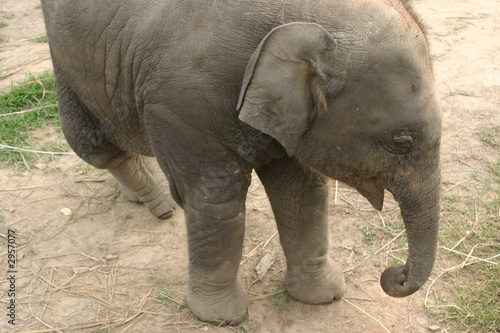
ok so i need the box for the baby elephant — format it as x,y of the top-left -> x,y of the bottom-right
42,0 -> 441,325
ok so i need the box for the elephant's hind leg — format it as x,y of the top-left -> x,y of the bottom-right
108,154 -> 176,219
54,69 -> 175,219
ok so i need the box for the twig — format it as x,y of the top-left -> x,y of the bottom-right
0,185 -> 42,192
0,56 -> 51,78
117,312 -> 145,333
342,298 -> 391,333
20,150 -> 30,169
249,289 -> 286,300
74,178 -> 106,183
240,241 -> 263,265
0,144 -> 75,155
20,319 -> 117,333
155,290 -> 186,307
334,180 -> 339,204
378,211 -> 386,228
138,289 -> 153,309
343,256 -> 372,273
374,229 -> 405,255
450,231 -> 471,250
443,180 -> 468,192
29,306 -> 63,333
31,270 -> 58,289
130,229 -> 163,234
78,252 -> 100,261
52,265 -> 100,292
250,205 -> 272,217
263,231 -> 278,249
0,105 -> 58,117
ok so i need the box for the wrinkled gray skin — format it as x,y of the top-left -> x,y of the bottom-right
42,0 -> 441,325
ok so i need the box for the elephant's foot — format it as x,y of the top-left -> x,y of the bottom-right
187,280 -> 248,326
118,182 -> 175,220
285,256 -> 346,304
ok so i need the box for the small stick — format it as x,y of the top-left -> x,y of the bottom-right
249,289 -> 286,300
20,151 -> 30,170
240,241 -> 263,265
155,290 -> 186,307
74,178 -> 106,183
450,232 -> 471,250
130,229 -> 163,234
138,289 -> 153,309
0,144 -> 75,155
374,229 -> 405,255
79,252 -> 100,261
0,104 -> 57,117
0,56 -> 51,78
19,319 -> 118,333
250,205 -> 272,216
30,308 -> 63,333
378,211 -> 386,228
344,296 -> 376,302
52,265 -> 99,292
0,185 -> 42,192
443,180 -> 468,192
263,231 -> 278,249
343,256 -> 372,273
334,180 -> 338,204
343,299 -> 391,333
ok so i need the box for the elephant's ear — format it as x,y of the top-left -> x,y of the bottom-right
237,22 -> 341,156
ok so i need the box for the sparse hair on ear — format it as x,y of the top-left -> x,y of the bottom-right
237,23 -> 343,156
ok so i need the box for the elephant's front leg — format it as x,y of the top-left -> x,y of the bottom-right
182,172 -> 250,325
257,158 -> 345,304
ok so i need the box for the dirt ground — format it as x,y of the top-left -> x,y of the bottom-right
0,0 -> 498,332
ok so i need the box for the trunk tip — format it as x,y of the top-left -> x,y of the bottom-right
380,264 -> 421,298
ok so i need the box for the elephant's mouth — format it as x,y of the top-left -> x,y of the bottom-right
354,177 -> 385,210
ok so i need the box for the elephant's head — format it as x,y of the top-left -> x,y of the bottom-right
237,11 -> 441,298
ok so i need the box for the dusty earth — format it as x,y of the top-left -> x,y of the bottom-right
0,0 -> 498,332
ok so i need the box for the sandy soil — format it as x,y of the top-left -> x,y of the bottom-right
0,0 -> 498,332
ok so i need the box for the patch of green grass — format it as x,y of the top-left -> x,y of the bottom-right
238,320 -> 260,332
361,226 -> 377,243
488,160 -> 500,178
39,141 -> 70,153
0,71 -> 61,169
429,164 -> 499,332
0,21 -> 7,28
0,12 -> 15,20
147,275 -> 165,285
428,263 -> 499,333
156,286 -> 185,311
35,34 -> 48,43
388,258 -> 404,266
73,162 -> 92,175
93,329 -> 111,333
271,289 -> 294,310
478,125 -> 499,148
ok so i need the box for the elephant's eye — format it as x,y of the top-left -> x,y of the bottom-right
383,132 -> 415,154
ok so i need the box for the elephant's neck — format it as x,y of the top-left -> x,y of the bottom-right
237,123 -> 286,167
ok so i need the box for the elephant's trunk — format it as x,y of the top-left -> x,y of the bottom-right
380,164 -> 441,297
